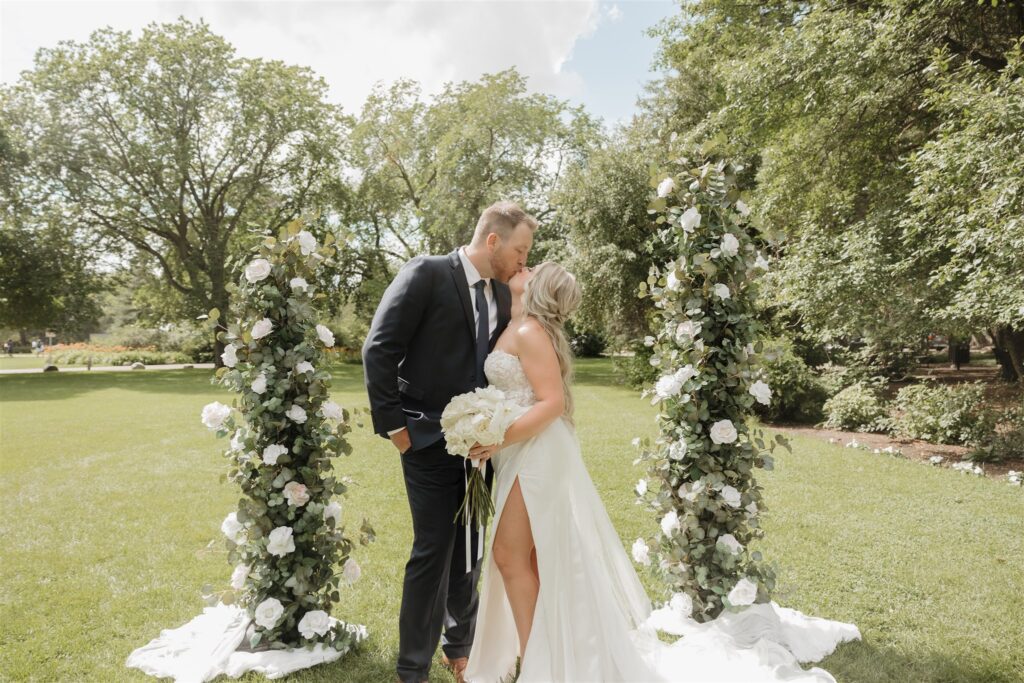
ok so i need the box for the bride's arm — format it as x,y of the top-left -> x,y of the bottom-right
497,320 -> 565,448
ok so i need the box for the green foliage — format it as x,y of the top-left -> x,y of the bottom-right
970,405 -> 1024,464
634,150 -> 784,621
3,18 -> 343,358
753,338 -> 828,424
554,124 -> 666,343
0,223 -> 104,337
338,70 -> 600,322
891,382 -> 997,447
614,338 -> 659,390
565,321 -> 608,358
822,382 -> 890,433
205,222 -> 370,652
643,2 -> 1024,380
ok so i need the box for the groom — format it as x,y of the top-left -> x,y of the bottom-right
362,201 -> 536,683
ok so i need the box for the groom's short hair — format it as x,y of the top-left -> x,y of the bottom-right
473,201 -> 538,243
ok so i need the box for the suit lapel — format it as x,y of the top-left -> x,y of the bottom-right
491,280 -> 511,349
448,250 -> 476,341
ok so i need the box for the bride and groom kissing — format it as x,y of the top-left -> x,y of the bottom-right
365,201 -> 670,682
363,200 -> 858,683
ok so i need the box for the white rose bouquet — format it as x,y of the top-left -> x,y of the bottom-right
440,386 -> 526,527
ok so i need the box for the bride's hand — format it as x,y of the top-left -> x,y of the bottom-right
468,442 -> 500,462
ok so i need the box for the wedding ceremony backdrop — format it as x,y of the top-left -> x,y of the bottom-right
2,2 -> 1023,682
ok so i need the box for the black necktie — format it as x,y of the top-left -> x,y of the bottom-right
474,279 -> 489,388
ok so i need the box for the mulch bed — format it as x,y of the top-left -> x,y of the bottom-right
770,424 -> 1023,481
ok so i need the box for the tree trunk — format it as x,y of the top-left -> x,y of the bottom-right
210,283 -> 230,369
993,326 -> 1023,382
18,329 -> 28,345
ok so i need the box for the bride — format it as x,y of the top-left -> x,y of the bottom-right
462,262 -> 858,683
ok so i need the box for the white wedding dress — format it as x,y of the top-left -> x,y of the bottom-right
465,350 -> 860,683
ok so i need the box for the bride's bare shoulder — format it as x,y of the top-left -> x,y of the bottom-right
511,318 -> 555,359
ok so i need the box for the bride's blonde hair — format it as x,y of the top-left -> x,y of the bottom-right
521,261 -> 582,425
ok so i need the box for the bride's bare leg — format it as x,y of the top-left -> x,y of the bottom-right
492,477 -> 538,659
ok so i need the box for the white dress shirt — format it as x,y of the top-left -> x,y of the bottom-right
458,246 -> 498,337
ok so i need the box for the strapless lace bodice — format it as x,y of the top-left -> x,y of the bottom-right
484,349 -> 536,407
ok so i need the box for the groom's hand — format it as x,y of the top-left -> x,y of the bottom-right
389,428 -> 412,455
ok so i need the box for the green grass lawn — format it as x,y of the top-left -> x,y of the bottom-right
1,359 -> 1021,682
0,355 -> 47,370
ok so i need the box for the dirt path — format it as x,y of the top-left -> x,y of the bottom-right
771,424 -> 1023,481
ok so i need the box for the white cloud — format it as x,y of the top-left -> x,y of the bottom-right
1,0 -> 604,117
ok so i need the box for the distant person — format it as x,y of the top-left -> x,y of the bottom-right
4,339 -> 13,357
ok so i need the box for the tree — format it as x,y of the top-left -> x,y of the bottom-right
2,18 -> 345,365
642,1 -> 1024,379
337,69 -> 601,317
552,121 -> 666,344
0,223 -> 105,342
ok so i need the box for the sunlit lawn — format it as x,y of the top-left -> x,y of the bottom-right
1,360 -> 1021,682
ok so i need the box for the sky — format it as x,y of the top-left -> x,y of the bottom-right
0,0 -> 678,128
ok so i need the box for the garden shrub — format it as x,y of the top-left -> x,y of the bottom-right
822,382 -> 890,432
891,382 -> 996,446
753,338 -> 829,423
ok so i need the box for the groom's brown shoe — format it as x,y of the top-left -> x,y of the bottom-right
441,653 -> 468,683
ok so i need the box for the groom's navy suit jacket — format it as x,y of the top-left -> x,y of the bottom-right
362,250 -> 512,451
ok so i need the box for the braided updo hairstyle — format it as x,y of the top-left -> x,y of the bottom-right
521,262 -> 583,425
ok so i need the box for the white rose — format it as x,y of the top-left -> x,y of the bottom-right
669,592 -> 693,616
295,361 -> 314,375
221,512 -> 245,544
631,538 -> 651,566
230,430 -> 245,452
719,233 -> 740,258
286,404 -> 308,424
680,480 -> 703,503
709,419 -> 738,445
290,277 -> 309,291
748,380 -> 772,406
754,253 -> 770,271
714,283 -> 731,300
643,336 -> 656,348
297,610 -> 331,639
669,440 -> 688,460
245,258 -> 272,283
735,200 -> 751,217
251,318 -> 274,340
666,271 -> 681,292
635,479 -> 648,497
324,500 -> 342,525
727,577 -> 758,606
251,373 -> 268,394
201,402 -> 232,431
321,401 -> 344,421
267,526 -> 295,557
660,510 -> 680,536
657,177 -> 676,198
745,501 -> 758,515
295,230 -> 317,255
254,597 -> 284,629
720,485 -> 742,508
316,324 -> 335,347
680,207 -> 701,233
221,345 -> 238,368
342,558 -> 361,584
283,481 -> 310,507
654,373 -> 684,401
675,321 -> 702,344
262,444 -> 288,466
716,533 -> 743,555
745,343 -> 756,356
230,564 -> 249,590
675,364 -> 698,384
